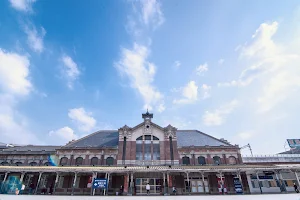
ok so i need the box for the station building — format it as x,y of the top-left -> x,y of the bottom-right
0,112 -> 299,195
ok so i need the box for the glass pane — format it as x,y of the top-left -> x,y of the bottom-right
153,136 -> 159,140
144,143 -> 151,160
153,143 -> 160,160
145,135 -> 151,140
136,143 -> 143,160
137,136 -> 143,140
149,179 -> 154,185
136,178 -> 141,185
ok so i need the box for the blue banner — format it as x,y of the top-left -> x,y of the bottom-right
233,177 -> 243,194
92,178 -> 107,189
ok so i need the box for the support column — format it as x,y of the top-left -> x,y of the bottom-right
256,172 -> 262,194
129,173 -> 133,195
71,172 -> 78,195
167,173 -> 170,194
53,172 -> 59,195
237,171 -> 244,193
201,172 -> 206,193
3,172 -> 8,182
34,172 -> 43,195
219,172 -> 223,195
186,172 -> 190,195
295,171 -> 300,187
163,173 -> 167,195
279,172 -> 287,192
107,173 -> 110,196
20,172 -> 25,182
92,172 -> 97,196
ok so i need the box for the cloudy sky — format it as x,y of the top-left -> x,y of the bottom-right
0,0 -> 300,154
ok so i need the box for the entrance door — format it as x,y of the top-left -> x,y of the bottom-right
135,178 -> 161,194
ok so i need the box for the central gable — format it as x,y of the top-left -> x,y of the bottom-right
130,121 -> 166,141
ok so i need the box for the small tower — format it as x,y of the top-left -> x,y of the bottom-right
142,109 -> 153,122
142,109 -> 153,134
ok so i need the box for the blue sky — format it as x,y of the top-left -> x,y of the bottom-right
0,0 -> 300,154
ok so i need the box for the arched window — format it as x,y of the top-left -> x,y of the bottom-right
44,162 -> 51,166
29,162 -> 37,166
106,157 -> 114,166
90,157 -> 98,166
75,157 -> 83,165
213,156 -> 221,165
135,135 -> 160,161
182,156 -> 190,165
60,157 -> 68,166
1,162 -> 9,166
198,156 -> 206,165
228,156 -> 237,165
15,162 -> 23,166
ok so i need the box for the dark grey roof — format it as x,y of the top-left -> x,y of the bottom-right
64,131 -> 119,148
1,145 -> 60,152
176,130 -> 231,147
279,148 -> 300,154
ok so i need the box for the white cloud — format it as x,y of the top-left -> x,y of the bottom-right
203,99 -> 238,126
218,59 -> 224,65
157,103 -> 165,113
68,107 -> 96,132
202,84 -> 211,99
24,25 -> 46,53
196,63 -> 208,75
115,43 -> 164,112
141,0 -> 164,28
221,21 -> 300,113
173,81 -> 198,104
0,49 -> 32,95
61,55 -> 80,89
0,49 -> 40,144
49,126 -> 77,145
9,0 -> 36,12
173,60 -> 181,69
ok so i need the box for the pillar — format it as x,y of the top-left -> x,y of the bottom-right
53,172 -> 59,195
163,173 -> 167,195
295,171 -> 300,187
186,172 -> 190,195
124,173 -> 129,194
3,172 -> 8,182
107,173 -> 110,195
129,173 -> 133,195
92,172 -> 97,196
167,173 -> 170,194
201,173 -> 206,193
35,172 -> 43,194
279,172 -> 287,192
20,172 -> 25,182
256,172 -> 262,194
71,172 -> 78,195
237,171 -> 244,193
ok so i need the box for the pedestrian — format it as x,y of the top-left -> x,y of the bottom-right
172,186 -> 176,195
120,185 -> 123,195
29,182 -> 34,194
20,184 -> 25,195
294,183 -> 299,193
146,183 -> 150,195
15,188 -> 19,195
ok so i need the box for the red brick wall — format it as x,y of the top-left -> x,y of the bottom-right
129,141 -> 136,160
159,141 -> 165,160
117,141 -> 123,161
84,155 -> 89,165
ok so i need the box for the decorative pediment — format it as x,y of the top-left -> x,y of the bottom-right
164,124 -> 177,139
118,125 -> 132,139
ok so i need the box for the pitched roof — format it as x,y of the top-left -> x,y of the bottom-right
1,145 -> 60,152
176,130 -> 232,147
279,148 -> 300,154
64,130 -> 119,148
63,129 -> 231,148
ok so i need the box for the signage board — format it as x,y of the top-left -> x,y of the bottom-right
287,139 -> 300,148
92,178 -> 107,189
233,177 -> 243,194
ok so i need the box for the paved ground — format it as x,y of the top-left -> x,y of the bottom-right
0,194 -> 300,200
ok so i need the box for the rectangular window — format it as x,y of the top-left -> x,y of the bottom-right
136,141 -> 143,160
153,142 -> 160,160
144,140 -> 151,160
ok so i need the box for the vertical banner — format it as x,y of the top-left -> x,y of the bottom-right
124,175 -> 128,193
233,177 -> 243,194
87,176 -> 92,188
217,177 -> 227,194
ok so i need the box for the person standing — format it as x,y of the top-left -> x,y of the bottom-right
146,183 -> 150,195
172,186 -> 176,195
294,183 -> 299,193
